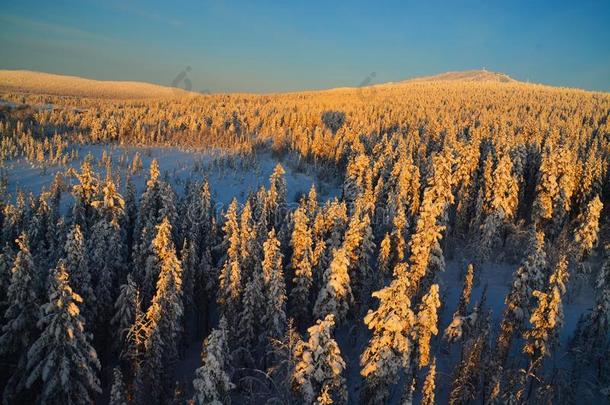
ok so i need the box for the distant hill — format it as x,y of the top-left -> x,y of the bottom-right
0,70 -> 192,99
405,69 -> 515,83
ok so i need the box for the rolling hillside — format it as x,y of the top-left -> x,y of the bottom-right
0,70 -> 192,99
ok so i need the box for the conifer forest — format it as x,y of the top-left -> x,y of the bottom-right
0,73 -> 609,405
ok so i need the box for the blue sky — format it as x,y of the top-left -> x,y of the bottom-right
1,0 -> 609,93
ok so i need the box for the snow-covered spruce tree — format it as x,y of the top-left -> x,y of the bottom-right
406,153 -> 454,297
477,153 -> 519,261
88,213 -> 125,334
571,251 -> 610,397
495,229 -> 547,366
421,358 -> 437,405
443,264 -> 476,345
141,217 -> 184,403
457,263 -> 475,316
390,203 -> 408,264
289,206 -> 314,324
25,259 -> 101,405
218,199 -> 242,331
71,159 -> 99,234
360,263 -> 416,404
523,256 -> 569,392
236,270 -> 265,366
27,194 -> 53,272
123,176 -> 137,252
448,311 -> 491,405
133,160 -> 177,292
63,224 -> 95,324
293,314 -> 347,404
313,246 -> 352,322
111,274 -> 139,351
267,164 -> 287,231
239,201 -> 259,280
415,283 -> 441,368
378,232 -> 392,275
261,228 -> 287,344
109,367 -> 128,405
343,153 -> 370,211
533,146 -> 578,235
0,234 -> 39,404
192,317 -> 234,405
573,195 -> 603,261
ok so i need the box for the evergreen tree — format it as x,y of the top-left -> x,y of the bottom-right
141,218 -> 184,403
289,206 -> 314,323
236,270 -> 265,365
523,256 -> 569,392
218,199 -> 242,329
261,228 -> 287,343
71,160 -> 99,234
267,164 -> 287,231
293,314 -> 347,404
26,260 -> 101,405
573,195 -> 603,261
63,224 -> 95,323
421,358 -> 437,405
360,263 -> 416,404
313,246 -> 352,322
111,274 -> 139,351
416,284 -> 441,368
192,317 -> 234,405
0,234 -> 39,404
109,368 -> 128,405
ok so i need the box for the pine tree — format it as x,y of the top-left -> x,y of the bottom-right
293,314 -> 347,404
0,234 -> 39,403
109,367 -> 128,405
192,317 -> 234,405
421,358 -> 437,405
26,259 -> 101,404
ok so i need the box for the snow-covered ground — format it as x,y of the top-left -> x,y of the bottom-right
3,144 -> 339,210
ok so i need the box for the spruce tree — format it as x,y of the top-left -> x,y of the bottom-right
26,259 -> 101,405
289,206 -> 314,324
293,314 -> 347,404
360,263 -> 416,404
64,224 -> 95,324
141,217 -> 184,403
192,317 -> 234,405
261,228 -> 287,343
109,367 -> 128,405
0,234 -> 39,403
416,283 -> 441,368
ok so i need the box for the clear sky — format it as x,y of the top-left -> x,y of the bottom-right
1,0 -> 609,93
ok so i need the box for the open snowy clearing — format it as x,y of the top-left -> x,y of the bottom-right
3,144 -> 339,210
